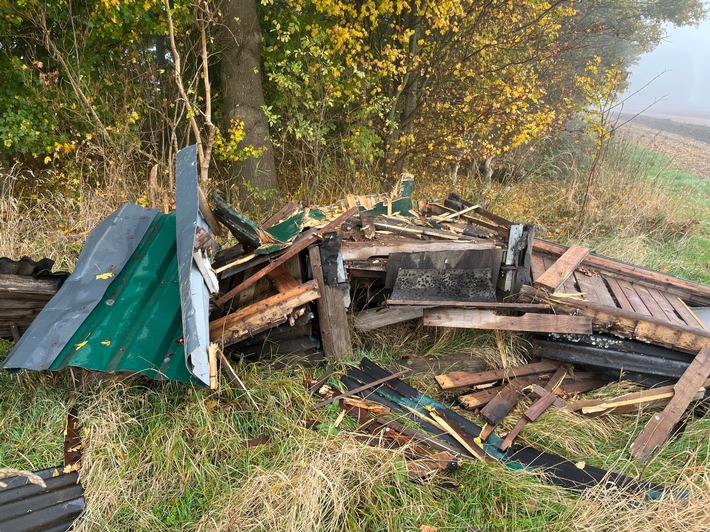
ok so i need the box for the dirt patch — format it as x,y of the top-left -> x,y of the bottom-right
618,113 -> 710,179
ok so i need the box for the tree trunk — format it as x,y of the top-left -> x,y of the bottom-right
220,0 -> 278,208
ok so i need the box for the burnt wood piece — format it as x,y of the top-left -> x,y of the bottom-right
436,360 -> 560,390
262,200 -> 300,229
373,220 -> 475,241
215,206 -> 357,306
341,240 -> 498,262
534,245 -> 590,293
630,347 -> 710,462
533,239 -> 710,307
499,366 -> 568,451
423,308 -> 593,334
212,243 -> 245,270
520,285 -> 710,354
531,334 -> 694,380
309,245 -> 353,359
354,306 -> 431,331
359,212 -> 376,239
210,280 -> 320,347
384,249 -> 503,291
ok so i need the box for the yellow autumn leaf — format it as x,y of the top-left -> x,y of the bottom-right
100,339 -> 111,346
74,340 -> 88,350
95,272 -> 114,280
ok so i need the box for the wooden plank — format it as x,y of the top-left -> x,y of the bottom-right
215,206 -> 357,306
530,254 -> 548,282
630,347 -> 710,462
572,271 -> 599,304
373,220 -> 475,241
0,273 -> 62,297
616,279 -> 652,316
602,276 -> 633,311
267,265 -> 300,293
423,308 -> 593,334
633,283 -> 679,323
498,366 -> 568,451
646,288 -> 686,325
428,410 -> 493,463
534,245 -> 589,293
387,300 -> 548,311
210,280 -> 320,347
479,376 -> 542,425
309,246 -> 353,358
435,360 -> 560,391
519,285 -> 710,354
533,238 -> 710,307
667,295 -> 707,330
579,271 -> 617,308
341,240 -> 497,262
354,306 -> 430,331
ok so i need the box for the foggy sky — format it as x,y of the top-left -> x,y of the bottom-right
621,19 -> 710,116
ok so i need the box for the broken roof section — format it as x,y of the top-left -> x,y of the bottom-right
1,145 -> 212,385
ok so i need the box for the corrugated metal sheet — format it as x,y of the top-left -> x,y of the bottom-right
175,145 -> 211,385
0,467 -> 84,532
2,204 -> 158,371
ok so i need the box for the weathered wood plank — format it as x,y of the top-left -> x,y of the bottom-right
579,271 -> 617,308
533,239 -> 710,307
572,271 -> 600,304
354,306 -> 430,331
630,347 -> 710,462
530,254 -> 548,283
435,360 -> 560,391
0,273 -> 61,297
534,245 -> 589,293
479,376 -> 542,425
605,277 -> 634,311
519,285 -> 710,354
667,295 -> 707,330
267,264 -> 300,293
387,300 -> 548,311
423,308 -> 593,334
309,246 -> 353,358
341,240 -> 498,262
634,284 -> 679,323
617,279 -> 652,316
646,288 -> 686,325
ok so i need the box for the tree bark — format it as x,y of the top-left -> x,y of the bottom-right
220,0 -> 279,208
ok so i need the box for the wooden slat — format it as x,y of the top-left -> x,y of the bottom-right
667,296 -> 707,330
617,279 -> 652,316
435,360 -> 560,391
633,283 -> 675,322
630,347 -> 710,462
533,239 -> 710,306
645,288 -> 686,325
530,254 -> 548,282
575,272 -> 616,308
572,272 -> 600,304
479,376 -> 542,425
354,306 -> 429,331
605,277 -> 634,311
519,285 -> 710,354
387,300 -> 548,311
534,245 -> 589,293
267,265 -> 300,293
423,308 -> 593,334
341,240 -> 497,261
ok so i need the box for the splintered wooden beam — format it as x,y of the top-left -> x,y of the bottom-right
312,369 -> 411,409
423,308 -> 593,334
499,366 -> 568,451
428,410 -> 493,462
533,245 -> 589,293
436,360 -> 560,391
210,280 -> 320,347
215,206 -> 357,306
630,347 -> 710,462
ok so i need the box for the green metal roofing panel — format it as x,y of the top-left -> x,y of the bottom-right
49,212 -> 198,384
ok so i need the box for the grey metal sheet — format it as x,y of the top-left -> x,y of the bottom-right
2,204 -> 158,371
0,467 -> 84,532
175,145 -> 211,386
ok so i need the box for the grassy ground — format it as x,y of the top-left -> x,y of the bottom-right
1,136 -> 709,530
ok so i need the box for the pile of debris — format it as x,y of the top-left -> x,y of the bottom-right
2,144 -> 710,525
